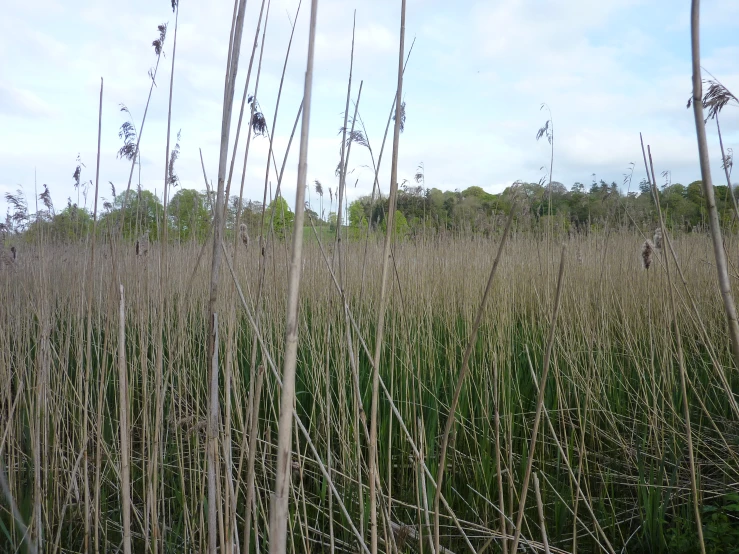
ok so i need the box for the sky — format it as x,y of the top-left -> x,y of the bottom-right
1,0 -> 739,218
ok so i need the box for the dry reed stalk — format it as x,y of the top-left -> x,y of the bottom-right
252,0 -> 301,264
242,365 -> 265,554
118,285 -> 131,554
117,57 -> 163,228
85,76 -> 103,554
268,0 -> 318,551
357,40 -> 416,302
492,357 -> 507,554
533,473 -> 550,554
509,244 -> 567,554
418,418 -> 435,554
207,0 -> 247,546
716,118 -> 739,227
231,0 -> 270,243
644,140 -> 706,554
208,313 -> 220,554
149,13 -> 179,545
690,0 -> 739,371
162,1 -> 179,249
223,0 -> 268,207
433,207 -> 516,554
93,312 -> 111,554
33,276 -> 50,552
370,3 -> 406,553
234,100 -> 303,551
232,6 -> 302,540
333,11 -> 356,281
335,80 -> 363,283
219,7 -> 272,527
325,328 -> 336,554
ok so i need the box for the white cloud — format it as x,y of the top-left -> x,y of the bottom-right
0,84 -> 57,118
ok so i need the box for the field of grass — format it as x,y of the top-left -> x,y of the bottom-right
2,229 -> 739,553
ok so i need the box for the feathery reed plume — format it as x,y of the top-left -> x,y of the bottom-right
693,79 -> 738,121
723,147 -> 733,173
248,96 -> 268,137
338,126 -> 370,149
653,227 -> 662,250
167,129 -> 182,188
239,222 -> 249,248
73,155 -> 84,188
38,185 -> 54,216
536,119 -> 553,143
117,105 -> 138,161
393,100 -> 406,132
5,189 -> 29,231
642,240 -> 654,270
414,161 -> 424,184
152,23 -> 167,56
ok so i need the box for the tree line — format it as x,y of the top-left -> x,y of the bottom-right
3,176 -> 737,245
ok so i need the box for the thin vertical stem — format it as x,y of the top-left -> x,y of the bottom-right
690,0 -> 739,369
268,0 -> 319,551
86,76 -> 103,554
208,313 -> 220,554
118,285 -> 131,554
370,3 -> 406,552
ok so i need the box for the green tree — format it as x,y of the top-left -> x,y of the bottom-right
380,209 -> 410,239
100,188 -> 163,239
169,189 -> 210,241
265,196 -> 294,239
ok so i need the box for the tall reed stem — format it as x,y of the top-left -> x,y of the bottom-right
268,1 -> 318,551
690,0 -> 739,369
118,285 -> 131,554
370,3 -> 406,553
86,76 -> 103,554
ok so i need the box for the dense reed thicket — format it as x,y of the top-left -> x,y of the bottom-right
2,230 -> 738,553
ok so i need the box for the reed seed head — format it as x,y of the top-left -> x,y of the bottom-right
642,239 -> 654,270
653,227 -> 662,250
239,223 -> 249,249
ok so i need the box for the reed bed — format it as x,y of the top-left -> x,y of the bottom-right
1,229 -> 738,553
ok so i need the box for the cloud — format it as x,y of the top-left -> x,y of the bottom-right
0,83 -> 57,119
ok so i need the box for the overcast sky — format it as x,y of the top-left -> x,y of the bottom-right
2,0 -> 739,217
